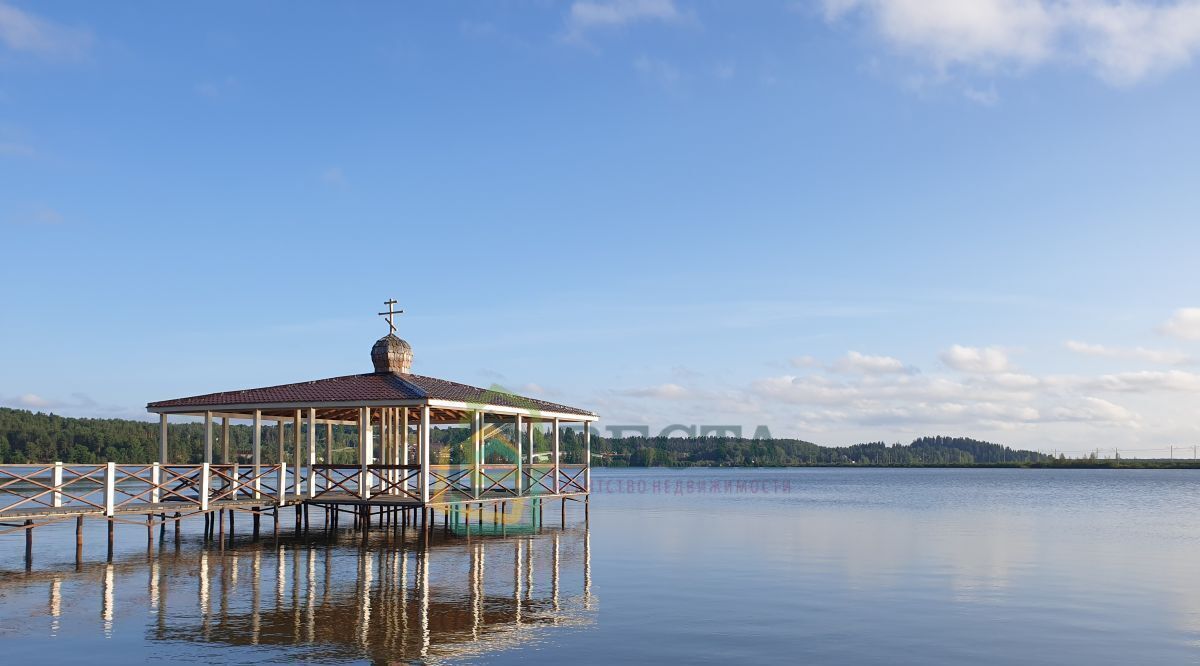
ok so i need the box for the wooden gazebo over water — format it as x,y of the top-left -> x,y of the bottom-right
146,301 -> 597,509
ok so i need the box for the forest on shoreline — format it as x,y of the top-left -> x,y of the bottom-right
0,407 -> 1193,469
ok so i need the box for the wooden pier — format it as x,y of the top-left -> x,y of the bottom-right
1,302 -> 596,566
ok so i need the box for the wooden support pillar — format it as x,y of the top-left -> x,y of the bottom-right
360,407 -> 373,500
293,410 -> 302,498
401,407 -> 410,493
377,408 -> 387,493
204,411 -> 214,464
515,414 -> 524,496
583,421 -> 591,492
307,408 -> 317,498
473,410 -> 482,499
159,413 -> 169,464
222,417 -> 231,465
76,516 -> 84,564
325,422 -> 333,466
419,405 -> 431,504
252,410 -> 262,497
552,418 -> 561,494
24,520 -> 33,568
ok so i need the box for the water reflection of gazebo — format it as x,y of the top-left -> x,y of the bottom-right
146,529 -> 594,662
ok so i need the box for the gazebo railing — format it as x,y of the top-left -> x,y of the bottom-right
310,464 -> 422,501
522,464 -> 557,495
428,464 -> 472,501
558,464 -> 587,493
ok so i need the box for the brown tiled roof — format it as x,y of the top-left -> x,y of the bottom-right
147,372 -> 594,416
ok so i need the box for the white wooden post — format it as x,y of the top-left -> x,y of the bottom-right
253,409 -> 262,499
584,422 -> 591,491
277,463 -> 287,506
552,418 -> 561,494
204,411 -> 214,464
515,414 -> 524,496
401,407 -> 410,493
381,408 -> 390,492
199,462 -> 210,512
360,407 -> 373,500
325,422 -> 333,466
419,405 -> 431,504
221,417 -> 230,465
52,461 -> 63,508
159,414 -> 168,464
150,462 -> 160,504
293,410 -> 302,498
104,462 -> 116,516
378,408 -> 387,493
473,410 -> 482,499
307,408 -> 317,498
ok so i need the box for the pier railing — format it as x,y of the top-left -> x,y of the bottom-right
0,463 -> 288,520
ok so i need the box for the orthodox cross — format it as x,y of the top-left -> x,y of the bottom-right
378,299 -> 403,335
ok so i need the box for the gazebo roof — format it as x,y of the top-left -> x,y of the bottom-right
146,371 -> 595,420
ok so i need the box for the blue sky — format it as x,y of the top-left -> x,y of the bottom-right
3,1 -> 1200,454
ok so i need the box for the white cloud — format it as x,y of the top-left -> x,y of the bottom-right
564,0 -> 683,42
1161,307 -> 1200,340
940,344 -> 1013,373
831,350 -> 914,374
10,393 -> 51,408
0,2 -> 92,60
619,383 -> 692,399
1085,370 -> 1200,392
1050,397 -> 1138,424
1065,340 -> 1193,365
822,0 -> 1200,85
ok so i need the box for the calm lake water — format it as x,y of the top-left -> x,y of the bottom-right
2,467 -> 1199,664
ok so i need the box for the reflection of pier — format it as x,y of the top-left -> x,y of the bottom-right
9,526 -> 593,663
1,303 -> 596,568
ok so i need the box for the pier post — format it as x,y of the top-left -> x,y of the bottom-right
104,462 -> 116,517
151,462 -> 161,505
200,462 -> 211,512
516,414 -> 524,496
253,508 -> 260,540
52,462 -> 63,508
147,513 -> 153,547
277,463 -> 288,506
107,518 -> 114,561
25,520 -> 33,569
76,516 -> 84,566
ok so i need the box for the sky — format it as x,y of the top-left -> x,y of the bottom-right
3,1 -> 1200,455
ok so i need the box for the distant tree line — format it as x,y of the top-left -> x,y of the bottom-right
0,407 -> 1071,468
